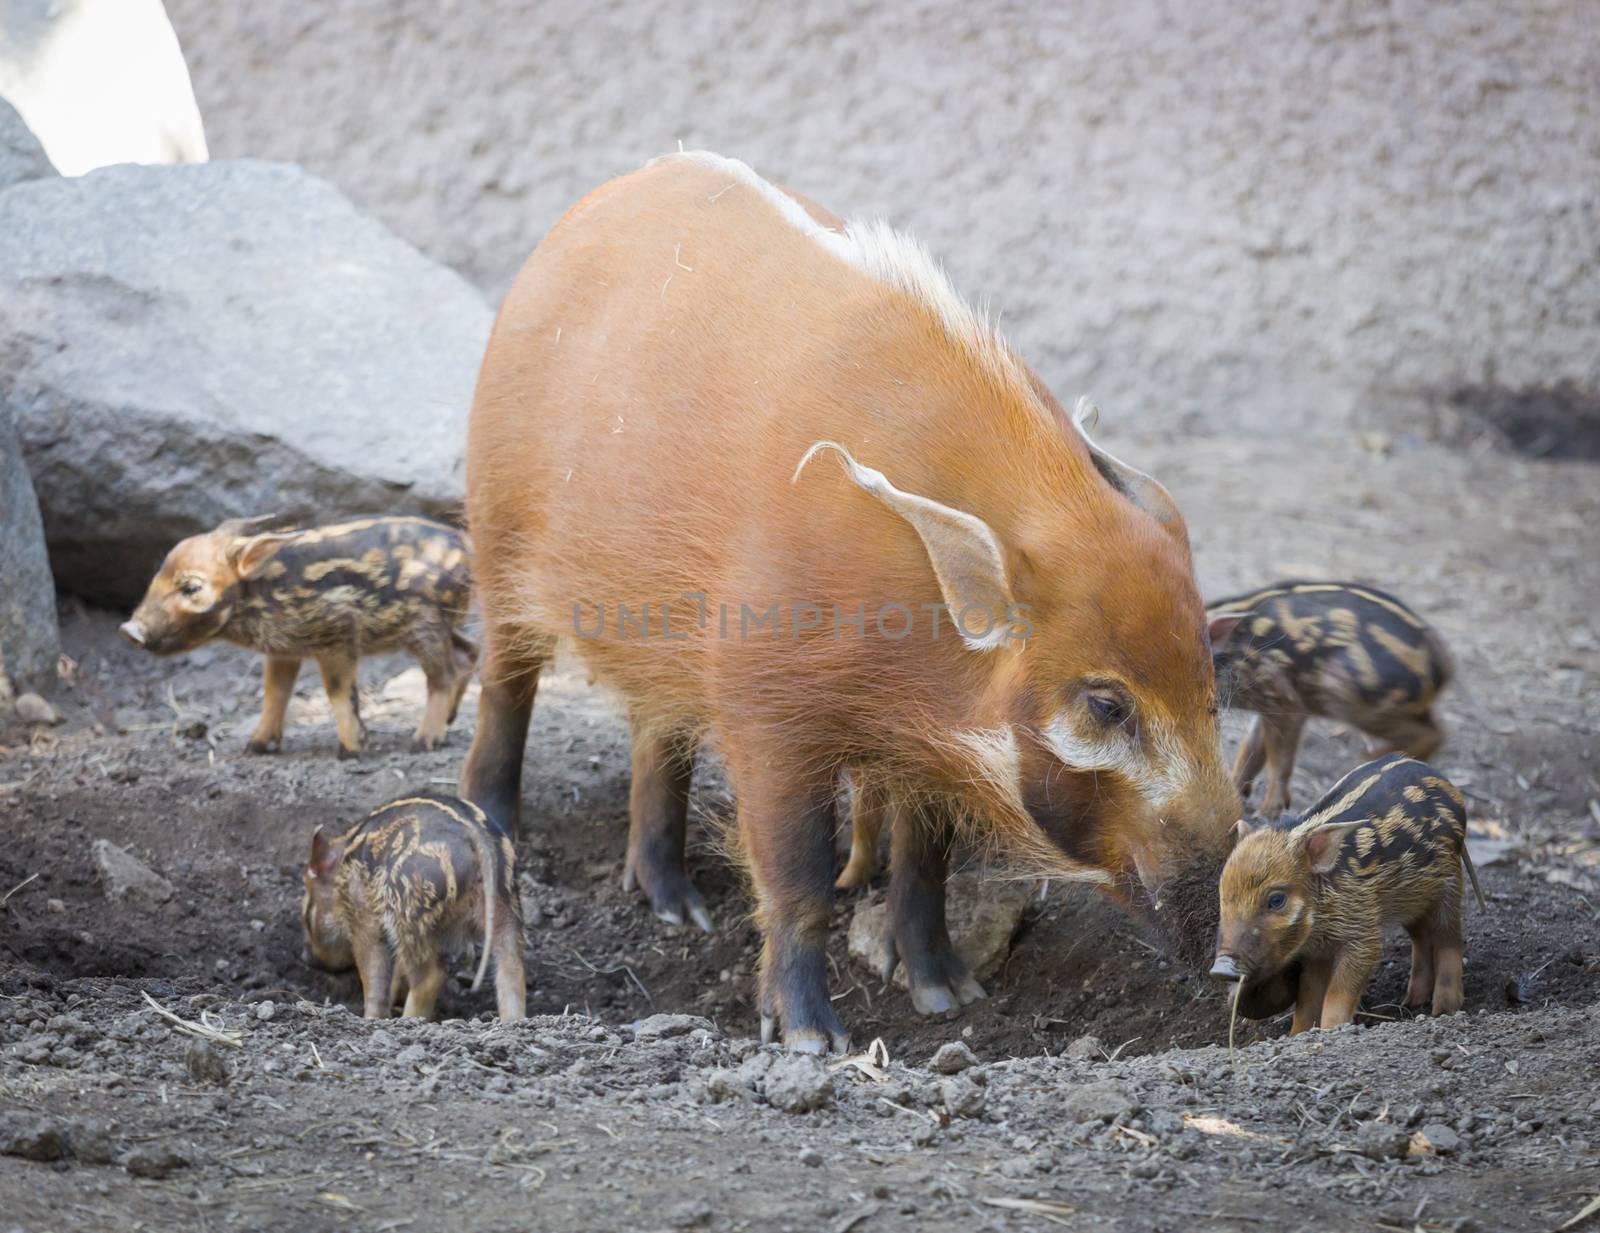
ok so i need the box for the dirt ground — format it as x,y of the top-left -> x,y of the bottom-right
2,433 -> 1597,1232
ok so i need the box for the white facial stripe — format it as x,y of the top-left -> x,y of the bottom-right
1043,713 -> 1197,808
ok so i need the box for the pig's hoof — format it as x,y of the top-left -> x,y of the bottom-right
410,733 -> 446,753
760,1014 -> 852,1056
246,737 -> 281,755
909,973 -> 987,1016
336,744 -> 363,761
622,860 -> 713,933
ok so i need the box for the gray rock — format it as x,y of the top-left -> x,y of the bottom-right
91,839 -> 173,905
1060,1081 -> 1139,1125
848,871 -> 1035,986
797,1146 -> 823,1168
0,160 -> 493,606
0,406 -> 59,697
254,1001 -> 276,1021
12,692 -> 58,725
632,1013 -> 714,1042
1064,1034 -> 1104,1062
63,1118 -> 115,1165
184,1038 -> 230,1085
1350,1123 -> 1410,1161
761,1054 -> 833,1114
940,1075 -> 987,1119
394,1043 -> 428,1069
0,98 -> 54,192
928,1041 -> 977,1074
0,1113 -> 65,1161
119,1144 -> 187,1179
1411,1123 -> 1462,1156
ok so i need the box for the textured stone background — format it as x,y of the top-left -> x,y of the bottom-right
163,0 -> 1598,439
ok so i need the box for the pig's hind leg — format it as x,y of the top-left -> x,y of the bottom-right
884,807 -> 986,1014
446,631 -> 479,725
1403,919 -> 1436,1010
1229,717 -> 1267,803
316,648 -> 367,758
248,655 -> 302,753
408,623 -> 462,751
459,627 -> 549,837
1428,870 -> 1465,1016
622,725 -> 710,932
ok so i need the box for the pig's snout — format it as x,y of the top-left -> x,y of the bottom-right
119,620 -> 147,648
1209,953 -> 1243,983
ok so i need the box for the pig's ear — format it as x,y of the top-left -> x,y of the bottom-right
227,532 -> 294,580
1302,821 -> 1364,874
793,441 -> 1015,651
1071,397 -> 1183,530
1227,817 -> 1253,850
1208,612 -> 1248,648
307,827 -> 340,879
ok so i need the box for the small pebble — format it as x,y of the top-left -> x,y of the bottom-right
928,1041 -> 977,1074
798,1146 -> 823,1168
45,899 -> 65,914
255,1001 -> 276,1022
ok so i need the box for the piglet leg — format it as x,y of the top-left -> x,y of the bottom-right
353,933 -> 394,1020
883,806 -> 986,1015
1403,921 -> 1436,1009
316,649 -> 367,758
1319,943 -> 1378,1029
1229,716 -> 1267,802
248,655 -> 301,753
491,909 -> 527,1022
835,772 -> 887,890
1289,955 -> 1331,1035
401,954 -> 447,1019
1257,714 -> 1307,817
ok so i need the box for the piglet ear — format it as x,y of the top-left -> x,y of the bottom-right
1208,613 -> 1248,648
1303,821 -> 1364,874
1227,817 -> 1252,851
228,532 -> 295,580
307,827 -> 340,879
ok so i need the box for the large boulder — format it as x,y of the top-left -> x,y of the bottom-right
0,95 -> 55,191
0,403 -> 59,697
0,160 -> 493,606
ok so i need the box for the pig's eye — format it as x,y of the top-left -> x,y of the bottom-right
178,580 -> 203,598
1265,890 -> 1288,912
1085,692 -> 1133,730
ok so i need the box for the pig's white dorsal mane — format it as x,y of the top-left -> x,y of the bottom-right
661,150 -> 1022,393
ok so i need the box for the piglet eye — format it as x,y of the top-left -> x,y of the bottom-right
1266,891 -> 1288,912
1086,693 -> 1132,728
179,580 -> 202,597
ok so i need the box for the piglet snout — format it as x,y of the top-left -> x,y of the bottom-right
119,620 -> 147,647
1209,953 -> 1243,983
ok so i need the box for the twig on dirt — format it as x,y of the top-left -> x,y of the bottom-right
979,1197 -> 1077,1226
562,945 -> 652,1007
1,872 -> 39,904
140,990 -> 244,1047
1559,1195 -> 1600,1231
878,1097 -> 941,1126
1103,1035 -> 1141,1062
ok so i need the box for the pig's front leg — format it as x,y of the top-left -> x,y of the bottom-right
883,806 -> 985,1014
734,754 -> 849,1054
352,931 -> 394,1019
316,648 -> 367,758
1319,942 -> 1379,1029
248,655 -> 302,753
1289,955 -> 1331,1035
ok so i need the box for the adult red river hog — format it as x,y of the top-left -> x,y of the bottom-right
461,151 -> 1242,1052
